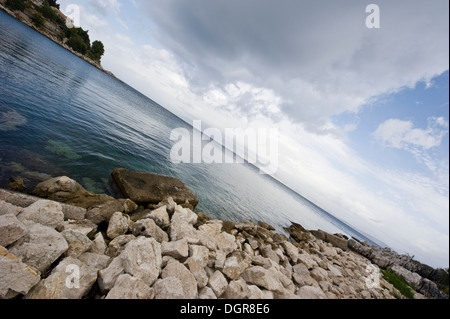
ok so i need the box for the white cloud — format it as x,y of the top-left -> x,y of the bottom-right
372,117 -> 448,150
141,0 -> 449,132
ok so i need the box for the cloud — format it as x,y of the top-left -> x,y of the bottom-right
140,0 -> 449,132
372,117 -> 449,150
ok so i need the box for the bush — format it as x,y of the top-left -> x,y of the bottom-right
381,269 -> 415,299
31,12 -> 44,27
39,0 -> 58,22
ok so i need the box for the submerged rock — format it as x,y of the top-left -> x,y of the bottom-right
0,104 -> 27,131
45,140 -> 82,160
111,168 -> 199,208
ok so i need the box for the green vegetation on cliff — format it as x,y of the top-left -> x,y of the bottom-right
4,0 -> 105,63
381,269 -> 415,299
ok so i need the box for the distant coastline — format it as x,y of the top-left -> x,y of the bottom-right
0,1 -> 117,79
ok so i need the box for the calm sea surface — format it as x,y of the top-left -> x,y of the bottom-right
0,11 -> 381,245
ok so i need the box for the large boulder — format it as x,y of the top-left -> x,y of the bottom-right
111,168 -> 199,208
310,229 -> 348,251
17,200 -> 64,229
33,176 -> 115,209
8,222 -> 68,273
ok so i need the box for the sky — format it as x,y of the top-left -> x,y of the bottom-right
57,0 -> 449,268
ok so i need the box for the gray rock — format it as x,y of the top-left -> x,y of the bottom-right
251,255 -> 272,269
189,244 -> 210,267
33,176 -> 116,209
281,241 -> 299,264
120,199 -> 138,214
208,270 -> 228,297
24,257 -> 97,299
0,189 -> 39,208
98,255 -> 124,294
86,200 -> 124,225
296,286 -> 327,299
59,203 -> 86,220
33,176 -> 84,201
0,199 -> 22,216
153,277 -> 185,299
0,214 -> 28,247
225,278 -> 250,299
247,285 -> 274,299
106,212 -> 130,239
222,252 -> 251,281
121,236 -> 162,286
198,286 -> 217,299
78,252 -> 111,272
105,234 -> 135,257
260,244 -> 280,264
185,257 -> 208,288
168,217 -> 197,241
161,259 -> 198,299
310,267 -> 329,282
59,219 -> 97,237
61,229 -> 92,258
106,274 -> 154,299
0,246 -> 41,298
242,266 -> 284,293
310,229 -> 348,251
418,278 -> 448,300
172,205 -> 198,225
161,238 -> 189,259
18,200 -> 64,229
292,263 -> 315,286
297,253 -> 318,270
111,168 -> 199,208
91,232 -> 107,255
9,222 -> 68,273
131,218 -> 168,243
149,205 -> 170,229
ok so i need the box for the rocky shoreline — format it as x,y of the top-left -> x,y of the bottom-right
1,169 -> 447,299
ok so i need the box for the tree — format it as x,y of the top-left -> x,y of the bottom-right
47,0 -> 60,9
39,0 -> 58,22
67,34 -> 88,55
5,0 -> 27,11
88,40 -> 105,61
